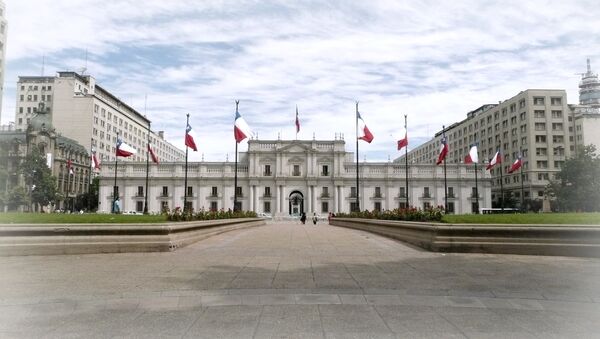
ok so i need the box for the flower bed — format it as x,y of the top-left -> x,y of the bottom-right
334,207 -> 444,222
166,207 -> 257,222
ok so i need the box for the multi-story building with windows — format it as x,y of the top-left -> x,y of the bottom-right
0,1 -> 7,122
98,139 -> 492,215
14,72 -> 184,164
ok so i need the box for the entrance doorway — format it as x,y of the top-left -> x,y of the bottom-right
288,191 -> 304,216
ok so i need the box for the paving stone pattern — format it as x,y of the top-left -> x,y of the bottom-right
1,221 -> 599,338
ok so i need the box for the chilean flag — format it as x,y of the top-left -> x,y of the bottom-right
357,111 -> 374,143
116,137 -> 137,157
295,106 -> 300,133
508,156 -> 523,174
91,149 -> 100,169
234,110 -> 253,143
67,159 -> 74,175
436,136 -> 449,165
185,123 -> 198,151
487,150 -> 502,170
397,133 -> 408,151
464,145 -> 478,164
148,144 -> 159,164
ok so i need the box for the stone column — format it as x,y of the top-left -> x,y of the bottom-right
276,185 -> 280,214
333,185 -> 338,213
249,185 -> 254,212
312,186 -> 317,214
307,185 -> 312,214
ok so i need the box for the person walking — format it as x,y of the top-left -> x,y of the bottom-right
300,212 -> 306,224
312,212 -> 318,225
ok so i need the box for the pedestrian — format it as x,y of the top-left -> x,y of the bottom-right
328,212 -> 332,223
312,212 -> 318,225
300,212 -> 306,224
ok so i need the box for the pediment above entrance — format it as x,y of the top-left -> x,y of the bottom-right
287,156 -> 304,163
278,142 -> 312,153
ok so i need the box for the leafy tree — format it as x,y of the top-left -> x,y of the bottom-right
549,145 -> 600,212
7,186 -> 28,211
20,146 -> 59,211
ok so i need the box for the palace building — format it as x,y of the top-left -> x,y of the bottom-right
98,139 -> 492,215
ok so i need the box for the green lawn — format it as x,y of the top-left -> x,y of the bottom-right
443,213 -> 600,225
0,212 -> 168,224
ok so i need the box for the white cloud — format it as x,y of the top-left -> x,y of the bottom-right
2,0 -> 600,161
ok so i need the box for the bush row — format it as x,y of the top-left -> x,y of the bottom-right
165,207 -> 257,221
334,207 -> 444,222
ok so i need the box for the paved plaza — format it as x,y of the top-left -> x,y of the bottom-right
1,221 -> 599,338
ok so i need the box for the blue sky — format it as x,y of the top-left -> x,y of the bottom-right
3,0 -> 600,161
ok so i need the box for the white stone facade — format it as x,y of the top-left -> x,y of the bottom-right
98,139 -> 492,215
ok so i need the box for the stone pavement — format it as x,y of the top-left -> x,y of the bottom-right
1,221 -> 599,338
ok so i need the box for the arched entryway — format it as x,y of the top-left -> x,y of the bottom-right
288,191 -> 304,216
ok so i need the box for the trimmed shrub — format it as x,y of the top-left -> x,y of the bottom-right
166,207 -> 257,222
335,207 -> 444,222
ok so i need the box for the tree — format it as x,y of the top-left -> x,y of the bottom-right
7,186 -> 28,211
549,145 -> 600,212
20,146 -> 59,211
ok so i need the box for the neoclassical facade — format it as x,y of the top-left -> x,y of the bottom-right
98,139 -> 492,215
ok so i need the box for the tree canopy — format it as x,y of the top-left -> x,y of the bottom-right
550,145 -> 600,212
20,146 -> 59,210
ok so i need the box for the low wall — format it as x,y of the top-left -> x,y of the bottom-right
330,218 -> 600,258
0,218 -> 266,256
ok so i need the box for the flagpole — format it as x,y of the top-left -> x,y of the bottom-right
112,132 -> 119,214
498,145 -> 504,212
474,160 -> 479,214
404,114 -> 409,208
184,114 -> 190,212
355,101 -> 360,212
520,147 -> 524,212
234,100 -> 240,212
442,126 -> 448,213
144,124 -> 151,214
87,138 -> 93,212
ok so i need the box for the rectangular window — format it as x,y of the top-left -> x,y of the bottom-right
211,186 -> 218,196
350,187 -> 357,198
535,135 -> 546,143
292,165 -> 300,176
322,165 -> 329,176
161,201 -> 169,212
187,186 -> 193,197
137,186 -> 144,197
264,201 -> 271,213
399,187 -> 406,198
552,123 -> 563,131
264,164 -> 271,176
423,202 -> 431,209
536,148 -> 547,156
264,186 -> 271,197
321,201 -> 329,213
447,202 -> 455,214
374,187 -> 381,198
235,186 -> 243,197
533,97 -> 545,105
550,97 -> 562,105
423,187 -> 430,198
535,123 -> 546,131
551,110 -> 563,119
184,201 -> 193,211
136,201 -> 144,213
321,187 -> 329,197
374,202 -> 382,212
162,186 -> 168,197
210,201 -> 218,211
448,187 -> 454,198
350,202 -> 358,212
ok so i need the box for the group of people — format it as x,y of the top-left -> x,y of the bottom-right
299,212 -> 318,225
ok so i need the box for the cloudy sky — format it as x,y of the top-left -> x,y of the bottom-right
2,0 -> 599,161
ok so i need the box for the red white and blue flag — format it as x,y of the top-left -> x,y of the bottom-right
487,150 -> 502,170
148,144 -> 159,164
185,123 -> 198,151
295,106 -> 300,133
234,110 -> 253,143
397,132 -> 408,151
357,111 -> 374,143
508,155 -> 523,174
464,145 -> 478,164
436,136 -> 449,165
116,137 -> 137,157
91,148 -> 100,169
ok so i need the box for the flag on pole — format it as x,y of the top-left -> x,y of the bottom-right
234,110 -> 253,143
487,150 -> 502,170
67,159 -> 74,175
508,155 -> 523,174
185,123 -> 198,151
295,106 -> 300,133
357,111 -> 374,143
464,145 -> 479,164
148,144 -> 159,164
397,133 -> 408,150
91,148 -> 100,169
116,137 -> 137,157
436,136 -> 449,165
